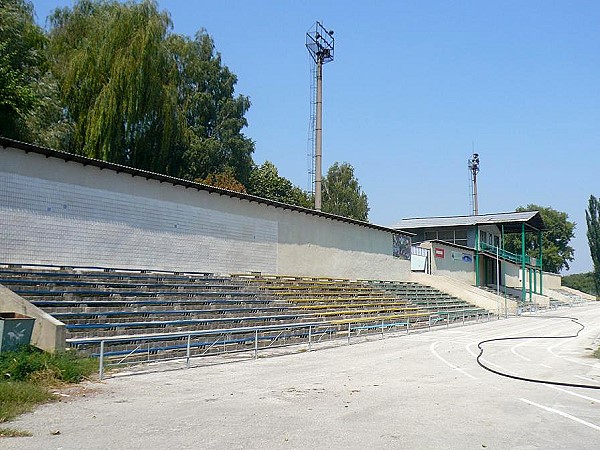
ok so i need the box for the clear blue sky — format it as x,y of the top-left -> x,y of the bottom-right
32,1 -> 600,274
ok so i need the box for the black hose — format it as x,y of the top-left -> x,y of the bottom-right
476,315 -> 600,390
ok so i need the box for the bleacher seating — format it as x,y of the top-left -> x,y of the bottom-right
363,280 -> 488,321
0,265 -> 490,367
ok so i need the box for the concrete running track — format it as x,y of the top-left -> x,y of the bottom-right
4,304 -> 600,450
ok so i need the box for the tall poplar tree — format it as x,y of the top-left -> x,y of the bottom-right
586,195 -> 600,297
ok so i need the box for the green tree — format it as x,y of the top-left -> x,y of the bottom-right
169,31 -> 255,186
504,204 -> 575,273
47,0 -> 179,172
248,161 -> 312,207
200,168 -> 247,193
0,0 -> 48,140
322,162 -> 369,221
561,272 -> 597,297
586,195 -> 600,296
46,0 -> 255,181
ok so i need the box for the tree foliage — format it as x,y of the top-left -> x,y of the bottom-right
170,31 -> 254,186
248,161 -> 312,207
504,204 -> 575,273
48,0 -> 179,172
0,0 -> 48,140
200,169 -> 247,193
322,162 -> 369,221
586,195 -> 600,296
45,0 -> 254,182
561,272 -> 597,297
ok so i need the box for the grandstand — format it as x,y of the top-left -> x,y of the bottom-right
0,137 -> 593,377
0,264 -> 494,373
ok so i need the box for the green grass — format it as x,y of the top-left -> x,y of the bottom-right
0,346 -> 97,427
0,427 -> 33,437
594,347 -> 600,359
0,381 -> 53,423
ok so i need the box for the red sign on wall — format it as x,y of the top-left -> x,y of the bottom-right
434,247 -> 445,259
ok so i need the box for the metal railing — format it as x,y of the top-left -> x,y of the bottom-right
478,242 -> 540,268
95,311 -> 495,379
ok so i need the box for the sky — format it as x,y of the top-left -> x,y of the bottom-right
31,1 -> 600,274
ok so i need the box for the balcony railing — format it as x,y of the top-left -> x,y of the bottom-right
478,242 -> 540,268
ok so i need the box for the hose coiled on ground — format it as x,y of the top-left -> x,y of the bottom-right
476,316 -> 600,390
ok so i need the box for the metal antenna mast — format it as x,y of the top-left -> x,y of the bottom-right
468,153 -> 480,215
306,21 -> 334,211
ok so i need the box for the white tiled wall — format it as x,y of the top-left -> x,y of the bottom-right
0,172 -> 277,273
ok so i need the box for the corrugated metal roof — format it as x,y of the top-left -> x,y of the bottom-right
393,211 -> 545,232
0,136 -> 412,236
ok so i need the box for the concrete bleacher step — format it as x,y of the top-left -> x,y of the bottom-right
3,266 -> 492,361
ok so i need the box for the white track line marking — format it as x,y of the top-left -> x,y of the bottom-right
430,342 -> 476,380
547,343 -> 600,368
510,340 -> 532,361
465,342 -> 516,374
539,364 -> 553,369
547,385 -> 600,403
520,398 -> 600,432
575,375 -> 599,384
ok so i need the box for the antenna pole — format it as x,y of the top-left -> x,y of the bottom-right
315,60 -> 323,210
306,22 -> 334,211
468,153 -> 480,215
473,167 -> 478,215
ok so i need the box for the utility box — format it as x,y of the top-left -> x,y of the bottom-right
0,313 -> 35,353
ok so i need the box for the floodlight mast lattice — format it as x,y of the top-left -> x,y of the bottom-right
468,153 -> 480,215
306,21 -> 334,211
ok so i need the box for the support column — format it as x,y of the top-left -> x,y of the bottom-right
521,222 -> 526,302
475,226 -> 480,287
538,230 -> 543,295
529,267 -> 533,301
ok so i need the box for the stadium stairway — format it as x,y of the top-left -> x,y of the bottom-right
0,265 -> 491,365
360,280 -> 488,322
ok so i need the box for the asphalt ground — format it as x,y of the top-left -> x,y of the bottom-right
4,303 -> 600,450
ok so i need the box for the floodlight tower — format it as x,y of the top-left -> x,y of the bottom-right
468,153 -> 480,215
306,21 -> 334,211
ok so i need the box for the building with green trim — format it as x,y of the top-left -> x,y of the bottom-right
393,211 -> 546,302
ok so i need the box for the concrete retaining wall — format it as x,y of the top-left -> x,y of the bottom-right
410,272 -> 518,315
0,285 -> 66,353
0,143 -> 411,281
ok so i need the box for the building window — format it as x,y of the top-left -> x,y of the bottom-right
438,230 -> 454,241
424,228 -> 468,247
425,231 -> 437,241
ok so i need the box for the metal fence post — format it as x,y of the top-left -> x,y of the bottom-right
186,334 -> 191,368
99,340 -> 105,380
347,322 -> 351,344
381,320 -> 384,339
428,315 -> 431,332
254,330 -> 258,359
462,311 -> 465,325
308,325 -> 312,351
406,316 -> 410,335
447,313 -> 450,329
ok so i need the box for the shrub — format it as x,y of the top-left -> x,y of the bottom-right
0,346 -> 97,384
